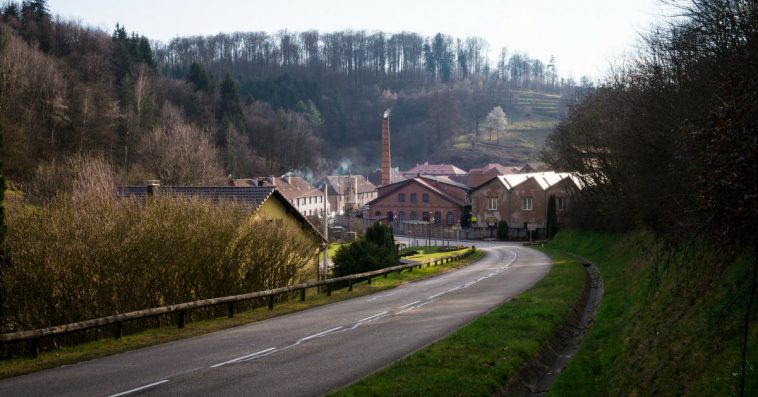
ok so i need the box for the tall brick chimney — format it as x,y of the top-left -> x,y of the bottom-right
381,109 -> 392,186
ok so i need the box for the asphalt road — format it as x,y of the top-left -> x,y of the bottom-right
0,241 -> 551,397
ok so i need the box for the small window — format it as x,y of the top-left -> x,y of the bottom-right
410,211 -> 417,220
434,211 -> 441,224
487,197 -> 497,210
446,211 -> 454,226
410,193 -> 417,203
398,211 -> 405,220
399,193 -> 405,202
522,197 -> 533,211
422,211 -> 430,222
557,197 -> 566,211
422,193 -> 429,203
375,211 -> 382,217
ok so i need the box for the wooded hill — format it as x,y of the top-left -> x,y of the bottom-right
0,0 -> 583,196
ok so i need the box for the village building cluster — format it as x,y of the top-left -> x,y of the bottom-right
118,112 -> 580,241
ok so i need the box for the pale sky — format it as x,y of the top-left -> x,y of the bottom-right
47,0 -> 670,80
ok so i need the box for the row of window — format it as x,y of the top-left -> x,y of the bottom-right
294,196 -> 323,206
398,193 -> 429,203
484,197 -> 566,211
374,210 -> 456,225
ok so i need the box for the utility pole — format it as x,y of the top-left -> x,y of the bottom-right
322,183 -> 329,281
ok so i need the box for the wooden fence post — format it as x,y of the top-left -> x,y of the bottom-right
177,310 -> 187,329
267,295 -> 274,310
227,302 -> 235,318
114,322 -> 123,339
301,288 -> 306,301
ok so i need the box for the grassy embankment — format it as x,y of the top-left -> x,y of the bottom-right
547,230 -> 757,396
447,89 -> 561,167
0,246 -> 481,379
332,248 -> 586,396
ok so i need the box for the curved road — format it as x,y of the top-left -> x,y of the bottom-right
0,241 -> 551,397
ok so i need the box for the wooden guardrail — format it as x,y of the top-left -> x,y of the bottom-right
0,247 -> 476,357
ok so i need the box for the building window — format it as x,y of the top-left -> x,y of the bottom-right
522,197 -> 533,211
399,211 -> 405,220
410,211 -> 417,220
410,193 -> 417,203
557,197 -> 566,211
487,197 -> 497,210
434,211 -> 441,224
422,193 -> 429,203
399,193 -> 405,202
422,211 -> 430,222
447,211 -> 454,226
387,211 -> 394,221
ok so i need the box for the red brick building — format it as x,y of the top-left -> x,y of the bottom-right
470,172 -> 581,231
365,175 -> 469,226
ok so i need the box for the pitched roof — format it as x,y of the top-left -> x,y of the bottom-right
367,168 -> 405,186
116,185 -> 326,242
117,186 -> 277,210
495,172 -> 584,191
232,176 -> 322,201
320,175 -> 377,196
402,162 -> 466,176
367,176 -> 468,208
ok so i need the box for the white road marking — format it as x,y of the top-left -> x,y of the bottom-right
209,247 -> 525,370
210,347 -> 277,368
298,326 -> 344,342
358,311 -> 389,323
108,380 -> 169,397
397,300 -> 421,309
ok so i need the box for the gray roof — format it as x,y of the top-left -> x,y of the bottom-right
116,185 -> 326,242
320,175 -> 377,196
117,186 -> 277,210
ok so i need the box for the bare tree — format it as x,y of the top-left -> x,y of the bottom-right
138,104 -> 223,185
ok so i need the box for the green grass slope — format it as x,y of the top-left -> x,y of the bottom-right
547,230 -> 757,396
441,89 -> 562,169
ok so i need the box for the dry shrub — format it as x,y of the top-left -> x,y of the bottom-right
2,192 -> 318,331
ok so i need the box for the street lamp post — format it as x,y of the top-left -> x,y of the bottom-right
427,217 -> 435,247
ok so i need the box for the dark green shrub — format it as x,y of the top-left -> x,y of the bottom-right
496,220 -> 509,240
333,222 -> 399,276
546,195 -> 558,238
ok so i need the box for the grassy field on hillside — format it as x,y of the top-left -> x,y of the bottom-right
443,89 -> 561,168
547,230 -> 757,396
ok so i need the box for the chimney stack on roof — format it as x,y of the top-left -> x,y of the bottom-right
381,110 -> 392,186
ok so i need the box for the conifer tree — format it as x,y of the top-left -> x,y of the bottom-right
546,194 -> 558,238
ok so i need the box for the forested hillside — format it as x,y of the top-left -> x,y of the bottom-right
0,0 -> 581,195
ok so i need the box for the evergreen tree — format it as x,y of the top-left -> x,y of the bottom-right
496,220 -> 509,240
218,73 -> 245,127
546,194 -> 558,238
333,223 -> 399,277
186,62 -> 214,94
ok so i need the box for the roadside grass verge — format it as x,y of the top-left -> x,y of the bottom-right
546,229 -> 757,396
330,249 -> 586,397
0,248 -> 482,379
400,245 -> 470,261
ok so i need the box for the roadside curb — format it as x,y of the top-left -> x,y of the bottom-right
499,254 -> 604,396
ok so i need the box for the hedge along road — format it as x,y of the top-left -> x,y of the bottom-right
0,241 -> 551,397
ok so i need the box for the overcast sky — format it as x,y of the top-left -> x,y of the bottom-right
47,0 -> 670,80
